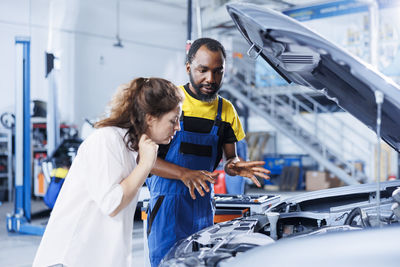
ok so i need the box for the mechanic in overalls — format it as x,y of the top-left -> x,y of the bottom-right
146,38 -> 271,267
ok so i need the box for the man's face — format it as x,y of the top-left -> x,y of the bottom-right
186,45 -> 225,102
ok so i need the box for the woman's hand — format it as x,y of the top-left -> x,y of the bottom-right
109,134 -> 158,217
138,134 -> 158,171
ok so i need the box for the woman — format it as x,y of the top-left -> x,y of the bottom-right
33,77 -> 183,267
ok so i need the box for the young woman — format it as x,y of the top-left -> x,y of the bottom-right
33,77 -> 183,267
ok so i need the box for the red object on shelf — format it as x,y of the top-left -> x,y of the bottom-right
34,152 -> 47,159
213,170 -> 227,194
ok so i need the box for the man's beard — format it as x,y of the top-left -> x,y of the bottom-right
189,72 -> 220,102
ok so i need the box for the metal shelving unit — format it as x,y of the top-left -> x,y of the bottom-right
0,129 -> 12,202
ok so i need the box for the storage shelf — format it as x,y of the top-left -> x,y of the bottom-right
33,148 -> 47,152
0,129 -> 12,201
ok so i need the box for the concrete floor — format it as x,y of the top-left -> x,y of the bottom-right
0,200 -> 145,267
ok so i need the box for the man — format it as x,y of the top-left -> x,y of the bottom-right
146,38 -> 270,267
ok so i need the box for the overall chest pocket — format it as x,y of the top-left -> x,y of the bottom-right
179,142 -> 212,157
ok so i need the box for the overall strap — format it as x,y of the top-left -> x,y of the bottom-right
180,111 -> 185,131
211,97 -> 223,135
215,97 -> 223,122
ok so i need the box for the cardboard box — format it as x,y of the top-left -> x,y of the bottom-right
305,171 -> 345,191
354,162 -> 364,172
306,171 -> 328,191
327,173 -> 345,188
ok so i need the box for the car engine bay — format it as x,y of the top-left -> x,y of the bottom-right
161,182 -> 400,266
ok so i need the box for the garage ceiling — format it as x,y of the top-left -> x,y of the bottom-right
155,0 -> 337,32
147,0 -> 332,10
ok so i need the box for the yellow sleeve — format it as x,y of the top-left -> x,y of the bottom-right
222,98 -> 246,142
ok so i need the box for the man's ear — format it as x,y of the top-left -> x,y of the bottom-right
185,62 -> 191,74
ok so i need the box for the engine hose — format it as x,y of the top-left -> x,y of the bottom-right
344,207 -> 370,227
388,212 -> 393,224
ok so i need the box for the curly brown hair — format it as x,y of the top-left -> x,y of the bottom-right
94,77 -> 183,151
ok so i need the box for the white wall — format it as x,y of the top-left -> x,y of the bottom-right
0,0 -> 50,113
0,0 -> 188,129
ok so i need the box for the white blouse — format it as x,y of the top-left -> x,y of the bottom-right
33,127 -> 139,267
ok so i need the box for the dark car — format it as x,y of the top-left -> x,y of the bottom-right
160,3 -> 400,267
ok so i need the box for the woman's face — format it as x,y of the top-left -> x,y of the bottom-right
146,104 -> 182,144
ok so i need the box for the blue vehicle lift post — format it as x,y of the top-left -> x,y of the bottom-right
6,37 -> 45,235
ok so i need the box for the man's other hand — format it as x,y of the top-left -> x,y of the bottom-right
181,170 -> 218,199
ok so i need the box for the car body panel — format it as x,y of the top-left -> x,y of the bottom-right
226,3 -> 400,152
220,224 -> 400,267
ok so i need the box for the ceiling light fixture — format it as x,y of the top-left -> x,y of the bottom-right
114,0 -> 123,48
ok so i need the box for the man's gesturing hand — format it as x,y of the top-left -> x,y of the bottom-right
225,159 -> 270,187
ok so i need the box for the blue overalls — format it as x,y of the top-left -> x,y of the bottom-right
146,97 -> 223,267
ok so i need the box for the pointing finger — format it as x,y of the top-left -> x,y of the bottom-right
252,167 -> 271,174
236,161 -> 266,167
250,175 -> 261,187
189,184 -> 196,200
198,179 -> 210,192
254,172 -> 270,180
194,183 -> 205,197
210,172 -> 219,179
200,171 -> 216,184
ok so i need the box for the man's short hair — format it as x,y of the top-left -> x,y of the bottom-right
186,38 -> 226,64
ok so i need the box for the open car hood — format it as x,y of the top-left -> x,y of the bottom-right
226,3 -> 400,152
